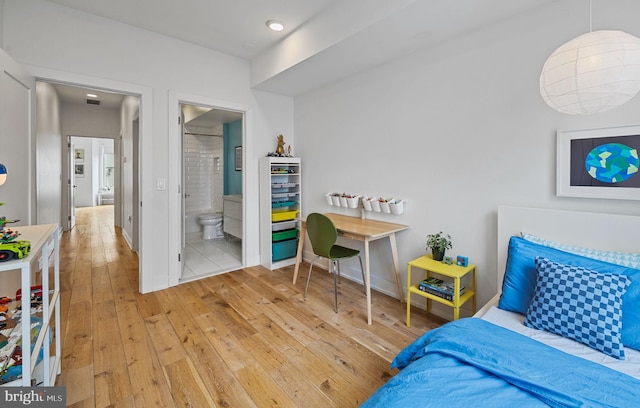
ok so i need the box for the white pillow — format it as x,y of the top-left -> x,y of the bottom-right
521,232 -> 640,269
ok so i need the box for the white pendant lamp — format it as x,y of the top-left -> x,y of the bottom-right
539,4 -> 640,115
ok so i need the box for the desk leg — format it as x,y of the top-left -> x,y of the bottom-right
388,233 -> 404,303
364,236 -> 372,325
292,224 -> 306,284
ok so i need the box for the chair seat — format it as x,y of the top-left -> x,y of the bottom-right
329,245 -> 360,260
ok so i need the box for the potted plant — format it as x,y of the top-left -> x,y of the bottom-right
426,231 -> 452,261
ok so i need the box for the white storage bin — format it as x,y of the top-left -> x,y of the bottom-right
380,199 -> 391,214
325,193 -> 333,205
390,199 -> 406,215
346,195 -> 360,208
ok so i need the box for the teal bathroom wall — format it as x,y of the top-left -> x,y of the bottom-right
224,119 -> 242,195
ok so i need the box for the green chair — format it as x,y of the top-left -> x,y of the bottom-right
304,213 -> 365,313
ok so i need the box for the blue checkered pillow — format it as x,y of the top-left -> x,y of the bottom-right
524,257 -> 631,359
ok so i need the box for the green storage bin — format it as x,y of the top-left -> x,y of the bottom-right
272,228 -> 298,242
272,238 -> 298,262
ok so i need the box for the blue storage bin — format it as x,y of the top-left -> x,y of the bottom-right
272,238 -> 298,261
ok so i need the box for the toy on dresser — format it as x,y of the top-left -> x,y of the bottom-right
0,211 -> 30,262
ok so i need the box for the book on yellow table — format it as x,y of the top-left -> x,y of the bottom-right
418,277 -> 465,301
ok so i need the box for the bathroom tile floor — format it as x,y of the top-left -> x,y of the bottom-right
181,232 -> 242,281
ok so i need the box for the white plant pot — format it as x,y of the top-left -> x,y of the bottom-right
325,193 -> 333,205
331,196 -> 341,206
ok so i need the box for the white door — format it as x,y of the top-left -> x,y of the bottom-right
180,109 -> 186,276
0,49 -> 35,226
0,49 -> 34,295
132,120 -> 140,251
68,141 -> 76,230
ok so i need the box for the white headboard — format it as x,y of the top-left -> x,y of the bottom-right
497,206 -> 640,292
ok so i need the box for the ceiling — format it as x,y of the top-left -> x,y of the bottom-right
47,0 -> 340,60
46,0 -> 558,97
53,83 -> 125,109
53,82 -> 241,128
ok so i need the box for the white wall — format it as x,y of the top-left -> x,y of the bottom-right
295,0 -> 640,318
35,81 -> 62,226
0,1 -> 4,48
183,131 -> 224,215
2,0 -> 294,292
61,102 -> 120,142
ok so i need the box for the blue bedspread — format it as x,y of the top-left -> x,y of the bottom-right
362,318 -> 640,407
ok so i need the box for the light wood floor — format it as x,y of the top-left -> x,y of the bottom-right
56,206 -> 446,407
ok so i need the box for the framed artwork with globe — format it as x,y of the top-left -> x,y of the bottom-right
557,125 -> 640,200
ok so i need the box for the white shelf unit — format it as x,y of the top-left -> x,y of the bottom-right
0,224 -> 61,387
260,157 -> 302,270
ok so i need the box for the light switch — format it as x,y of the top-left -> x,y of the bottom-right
157,178 -> 166,191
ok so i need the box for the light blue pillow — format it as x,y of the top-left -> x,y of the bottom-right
498,236 -> 640,351
524,257 -> 630,359
521,232 -> 640,269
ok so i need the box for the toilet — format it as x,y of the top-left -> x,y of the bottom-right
197,212 -> 223,240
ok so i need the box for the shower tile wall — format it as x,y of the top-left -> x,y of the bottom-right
184,133 -> 224,213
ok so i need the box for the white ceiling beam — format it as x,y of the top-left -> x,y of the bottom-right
250,0 -> 415,91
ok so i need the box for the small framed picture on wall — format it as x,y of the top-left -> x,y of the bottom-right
75,148 -> 85,163
75,164 -> 85,178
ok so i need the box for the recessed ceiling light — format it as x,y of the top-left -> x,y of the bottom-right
266,20 -> 284,32
86,93 -> 98,98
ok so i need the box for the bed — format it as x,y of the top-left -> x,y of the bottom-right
362,206 -> 640,407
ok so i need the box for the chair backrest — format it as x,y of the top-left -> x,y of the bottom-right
306,213 -> 337,258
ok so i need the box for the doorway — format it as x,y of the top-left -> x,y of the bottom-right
180,103 -> 244,282
37,79 -> 142,262
68,135 -> 115,211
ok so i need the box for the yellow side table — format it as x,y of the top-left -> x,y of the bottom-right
406,254 -> 476,327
